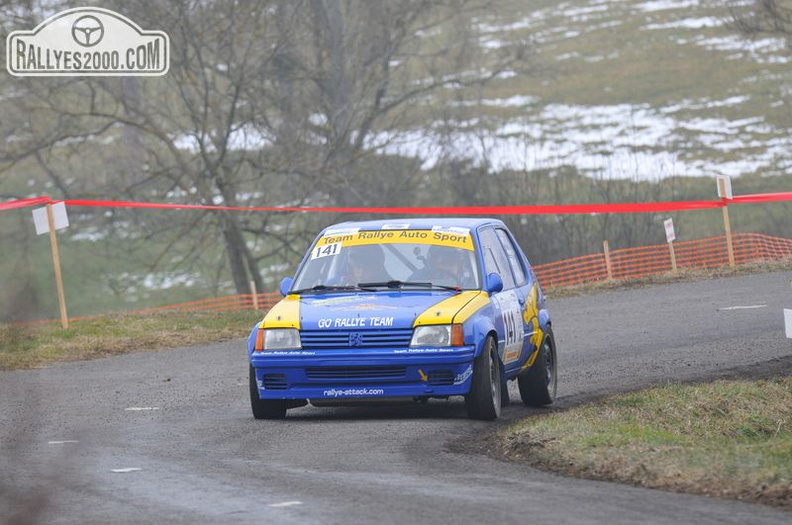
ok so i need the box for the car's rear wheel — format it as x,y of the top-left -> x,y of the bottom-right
518,328 -> 557,407
249,365 -> 287,419
465,336 -> 502,420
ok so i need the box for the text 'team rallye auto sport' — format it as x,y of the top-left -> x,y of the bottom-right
247,218 -> 557,420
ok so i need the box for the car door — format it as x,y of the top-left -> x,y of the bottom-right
496,228 -> 544,374
494,227 -> 542,371
477,226 -> 525,371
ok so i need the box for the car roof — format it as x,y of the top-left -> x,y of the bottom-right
320,217 -> 505,233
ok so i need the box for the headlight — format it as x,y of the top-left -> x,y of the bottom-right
263,328 -> 301,350
410,324 -> 464,347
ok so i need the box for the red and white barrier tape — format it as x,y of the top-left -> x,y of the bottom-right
1,193 -> 790,215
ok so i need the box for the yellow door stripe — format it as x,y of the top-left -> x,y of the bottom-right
521,284 -> 544,370
521,348 -> 539,371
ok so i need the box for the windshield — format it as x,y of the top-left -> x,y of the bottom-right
291,229 -> 480,292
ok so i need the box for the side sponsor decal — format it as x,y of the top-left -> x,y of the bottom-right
454,364 -> 473,385
493,290 -> 524,364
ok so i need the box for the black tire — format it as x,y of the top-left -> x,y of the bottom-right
465,336 -> 502,420
249,365 -> 287,419
500,375 -> 510,407
518,328 -> 557,407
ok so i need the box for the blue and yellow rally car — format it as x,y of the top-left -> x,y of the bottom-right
247,218 -> 557,420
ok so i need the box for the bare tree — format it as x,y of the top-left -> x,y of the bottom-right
0,0 -> 531,295
730,0 -> 792,38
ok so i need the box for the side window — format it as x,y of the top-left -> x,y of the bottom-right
478,227 -> 516,290
496,229 -> 527,287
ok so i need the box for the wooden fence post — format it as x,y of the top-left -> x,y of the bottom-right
603,240 -> 613,282
717,177 -> 735,267
722,205 -> 735,267
668,241 -> 677,272
46,204 -> 69,329
250,280 -> 259,311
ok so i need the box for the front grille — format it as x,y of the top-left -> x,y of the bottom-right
300,329 -> 413,349
305,366 -> 407,381
261,374 -> 288,390
427,370 -> 455,386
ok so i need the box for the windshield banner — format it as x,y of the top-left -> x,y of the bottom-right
316,229 -> 474,251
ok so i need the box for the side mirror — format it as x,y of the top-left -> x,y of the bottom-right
485,272 -> 503,294
279,277 -> 294,297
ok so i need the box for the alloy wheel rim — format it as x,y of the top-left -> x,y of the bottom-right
544,340 -> 555,387
489,349 -> 500,407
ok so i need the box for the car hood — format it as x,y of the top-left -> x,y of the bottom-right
260,291 -> 487,331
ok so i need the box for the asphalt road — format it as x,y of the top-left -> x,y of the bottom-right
2,271 -> 791,524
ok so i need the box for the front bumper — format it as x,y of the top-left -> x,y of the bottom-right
250,345 -> 476,400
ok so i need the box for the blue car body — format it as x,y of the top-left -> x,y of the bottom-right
247,218 -> 555,419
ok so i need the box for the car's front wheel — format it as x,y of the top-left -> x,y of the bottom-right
249,365 -> 287,419
465,336 -> 502,420
518,328 -> 557,406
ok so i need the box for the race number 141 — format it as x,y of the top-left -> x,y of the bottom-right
311,242 -> 341,260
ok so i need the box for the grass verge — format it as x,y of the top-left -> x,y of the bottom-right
498,377 -> 792,509
0,310 -> 263,370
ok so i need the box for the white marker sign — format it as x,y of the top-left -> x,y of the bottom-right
716,175 -> 733,199
785,309 -> 792,339
663,218 -> 675,243
32,202 -> 69,235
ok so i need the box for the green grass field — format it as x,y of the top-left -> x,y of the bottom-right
500,377 -> 792,508
0,310 -> 262,370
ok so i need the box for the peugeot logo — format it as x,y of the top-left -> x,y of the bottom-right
348,332 -> 364,347
71,15 -> 104,47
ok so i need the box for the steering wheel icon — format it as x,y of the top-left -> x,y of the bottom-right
71,15 -> 104,47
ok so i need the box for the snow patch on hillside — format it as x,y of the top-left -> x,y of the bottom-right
372,96 -> 790,179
